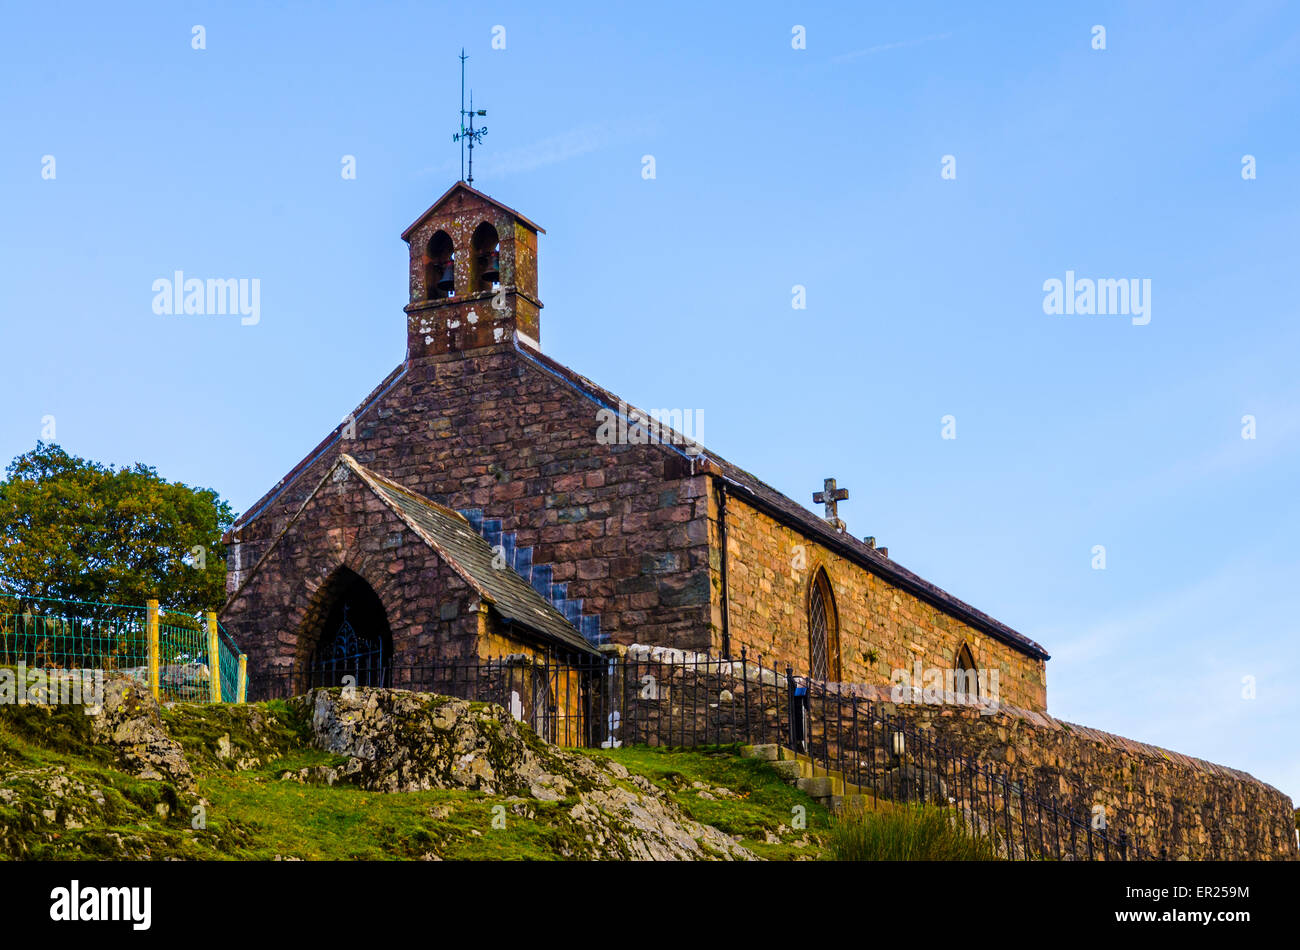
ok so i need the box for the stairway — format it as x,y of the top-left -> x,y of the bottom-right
741,743 -> 888,814
458,509 -> 604,645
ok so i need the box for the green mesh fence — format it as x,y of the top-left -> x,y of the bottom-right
0,596 -> 244,704
217,619 -> 243,702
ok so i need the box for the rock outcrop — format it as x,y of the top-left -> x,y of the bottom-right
295,687 -> 755,860
0,677 -> 758,861
89,677 -> 195,791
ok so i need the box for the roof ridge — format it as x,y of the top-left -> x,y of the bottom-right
230,362 -> 408,532
400,181 -> 545,241
340,454 -> 472,526
511,334 -> 1049,662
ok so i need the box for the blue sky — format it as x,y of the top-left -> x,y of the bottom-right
2,1 -> 1297,803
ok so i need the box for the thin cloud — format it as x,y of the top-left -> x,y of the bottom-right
419,117 -> 658,179
1121,396 -> 1300,502
832,32 -> 953,64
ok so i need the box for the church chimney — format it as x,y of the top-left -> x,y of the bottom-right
400,182 -> 544,360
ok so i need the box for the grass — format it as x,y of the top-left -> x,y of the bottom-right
826,801 -> 1001,861
2,691 -> 1018,861
197,749 -> 586,860
0,696 -> 835,860
588,743 -> 830,860
3,694 -> 1016,862
0,704 -> 244,860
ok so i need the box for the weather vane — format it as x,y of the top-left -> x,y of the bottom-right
453,48 -> 488,185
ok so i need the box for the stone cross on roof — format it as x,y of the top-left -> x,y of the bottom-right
813,477 -> 849,533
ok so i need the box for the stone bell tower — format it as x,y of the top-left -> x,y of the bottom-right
400,181 -> 544,360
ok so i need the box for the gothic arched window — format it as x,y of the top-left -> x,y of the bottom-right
426,230 -> 455,299
954,642 -> 979,700
808,568 -> 841,681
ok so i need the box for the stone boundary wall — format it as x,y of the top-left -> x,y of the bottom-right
861,684 -> 1297,861
600,644 -> 790,750
601,645 -> 1296,861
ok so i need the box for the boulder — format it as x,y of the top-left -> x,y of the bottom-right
294,687 -> 757,860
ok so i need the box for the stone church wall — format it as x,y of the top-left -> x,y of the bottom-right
223,461 -> 511,680
228,344 -> 1051,697
365,349 -> 713,651
713,494 -> 1048,712
227,344 -> 716,658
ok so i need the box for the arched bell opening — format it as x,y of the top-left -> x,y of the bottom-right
471,221 -> 501,292
424,230 -> 456,299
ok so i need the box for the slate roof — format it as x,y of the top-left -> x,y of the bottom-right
400,181 -> 546,241
512,337 -> 1051,662
344,458 -> 597,656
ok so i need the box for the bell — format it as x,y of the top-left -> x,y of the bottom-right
479,249 -> 500,284
435,263 -> 455,295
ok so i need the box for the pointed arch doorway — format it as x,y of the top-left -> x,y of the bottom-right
306,568 -> 393,688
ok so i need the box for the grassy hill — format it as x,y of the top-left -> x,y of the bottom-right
0,683 -> 831,861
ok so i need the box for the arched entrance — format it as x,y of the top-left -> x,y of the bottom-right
305,568 -> 393,688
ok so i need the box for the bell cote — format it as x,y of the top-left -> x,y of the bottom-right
401,182 -> 544,360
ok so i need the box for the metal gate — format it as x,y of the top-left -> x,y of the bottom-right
308,605 -> 389,688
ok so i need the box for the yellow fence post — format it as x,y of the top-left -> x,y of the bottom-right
206,611 -> 222,703
146,599 -> 160,701
237,655 -> 248,703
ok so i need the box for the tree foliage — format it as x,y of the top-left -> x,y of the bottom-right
0,442 -> 233,612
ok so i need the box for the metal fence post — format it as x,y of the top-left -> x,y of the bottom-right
785,665 -> 794,749
740,647 -> 751,745
206,611 -> 222,703
146,598 -> 160,701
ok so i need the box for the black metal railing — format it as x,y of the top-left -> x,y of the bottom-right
790,672 -> 1154,860
246,646 -> 1162,860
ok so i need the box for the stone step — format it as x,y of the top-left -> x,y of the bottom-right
770,760 -> 802,784
797,775 -> 844,798
830,794 -> 873,814
741,744 -> 780,761
531,563 -> 553,597
514,546 -> 533,578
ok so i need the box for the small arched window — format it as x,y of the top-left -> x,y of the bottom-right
471,221 -> 500,292
954,642 -> 979,699
808,568 -> 841,681
425,230 -> 455,299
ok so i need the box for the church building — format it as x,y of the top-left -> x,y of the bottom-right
220,183 -> 1050,711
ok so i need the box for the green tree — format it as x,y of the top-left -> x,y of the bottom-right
0,442 -> 233,612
